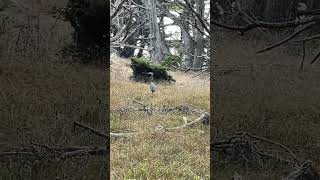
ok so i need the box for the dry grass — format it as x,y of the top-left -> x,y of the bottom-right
1,1 -> 108,179
110,58 -> 210,179
212,32 -> 320,179
0,63 -> 107,180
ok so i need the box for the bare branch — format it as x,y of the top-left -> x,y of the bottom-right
121,20 -> 148,43
310,50 -> 320,64
110,24 -> 129,42
164,113 -> 209,131
128,0 -> 149,10
111,0 -> 128,20
111,43 -> 150,51
180,0 -> 210,35
1,145 -> 108,162
74,121 -> 108,139
294,34 -> 320,42
257,22 -> 316,54
211,16 -> 320,34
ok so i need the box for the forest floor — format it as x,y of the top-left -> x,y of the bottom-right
212,32 -> 320,179
110,57 -> 210,179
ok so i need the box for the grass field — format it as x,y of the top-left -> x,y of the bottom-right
110,57 -> 210,179
0,62 -> 108,179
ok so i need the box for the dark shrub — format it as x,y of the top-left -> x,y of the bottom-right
130,57 -> 175,82
64,0 -> 109,64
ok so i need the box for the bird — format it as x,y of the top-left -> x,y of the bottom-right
147,72 -> 156,93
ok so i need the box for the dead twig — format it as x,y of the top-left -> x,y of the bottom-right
257,22 -> 316,54
283,160 -> 320,180
0,145 -> 107,162
58,147 -> 107,161
294,33 -> 320,42
212,131 -> 301,172
310,49 -> 320,64
242,132 -> 299,164
74,121 -> 108,139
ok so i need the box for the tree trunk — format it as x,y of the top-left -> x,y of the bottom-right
181,11 -> 194,68
159,15 -> 171,55
119,36 -> 135,58
143,0 -> 170,64
137,43 -> 145,58
192,0 -> 205,68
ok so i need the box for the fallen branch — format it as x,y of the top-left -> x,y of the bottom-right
242,132 -> 299,163
109,113 -> 209,138
110,43 -> 150,51
74,121 -> 135,138
212,132 -> 320,179
58,147 -> 107,160
164,113 -> 209,131
283,160 -> 320,180
110,132 -> 135,138
132,99 -> 148,108
212,132 -> 300,170
74,121 -> 108,139
112,104 -> 202,115
0,145 -> 107,162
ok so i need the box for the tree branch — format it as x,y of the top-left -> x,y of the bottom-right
294,33 -> 320,42
121,20 -> 148,43
310,50 -> 320,64
111,0 -> 128,20
257,22 -> 316,54
180,0 -> 210,35
74,121 -> 108,139
211,16 -> 320,34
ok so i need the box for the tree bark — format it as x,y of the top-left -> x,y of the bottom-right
181,10 -> 194,68
143,0 -> 170,63
192,0 -> 205,68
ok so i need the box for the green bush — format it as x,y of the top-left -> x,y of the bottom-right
130,57 -> 175,82
161,55 -> 182,68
